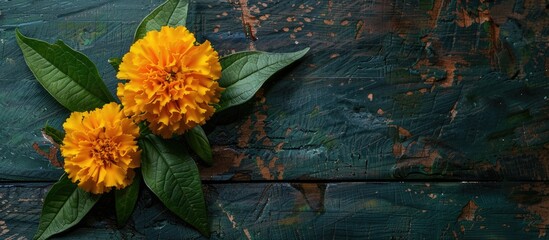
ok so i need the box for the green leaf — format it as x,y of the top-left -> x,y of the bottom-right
140,134 -> 209,236
184,126 -> 213,166
115,171 -> 141,227
42,124 -> 65,145
134,0 -> 189,41
217,48 -> 309,111
15,29 -> 115,112
34,174 -> 100,240
108,57 -> 121,72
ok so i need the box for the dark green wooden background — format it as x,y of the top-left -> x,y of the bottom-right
1,0 -> 548,239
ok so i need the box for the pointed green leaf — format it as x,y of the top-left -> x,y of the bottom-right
184,126 -> 213,166
34,174 -> 100,240
108,57 -> 121,72
134,0 -> 189,41
140,134 -> 209,236
42,125 -> 65,145
115,172 -> 141,227
217,48 -> 309,111
15,29 -> 115,112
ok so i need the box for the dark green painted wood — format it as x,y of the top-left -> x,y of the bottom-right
1,0 -> 548,181
0,182 -> 547,239
1,0 -> 547,182
0,0 -> 548,238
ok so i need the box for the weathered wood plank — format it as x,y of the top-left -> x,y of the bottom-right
1,0 -> 548,181
0,182 -> 548,239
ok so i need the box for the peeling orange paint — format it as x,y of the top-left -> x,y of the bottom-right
458,200 -> 479,221
355,20 -> 365,40
439,56 -> 468,87
394,142 -> 442,173
0,220 -> 9,237
292,183 -> 326,212
450,102 -> 458,123
390,125 -> 413,158
32,142 -> 61,168
285,128 -> 293,137
516,183 -> 549,238
428,0 -> 445,29
377,108 -> 384,115
237,117 -> 253,148
200,147 -> 246,178
323,19 -> 334,25
243,228 -> 252,240
256,156 -> 284,180
455,3 -> 474,28
237,0 -> 260,49
390,125 -> 412,139
274,142 -> 285,152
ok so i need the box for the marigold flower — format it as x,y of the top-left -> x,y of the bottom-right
61,102 -> 141,194
116,26 -> 223,138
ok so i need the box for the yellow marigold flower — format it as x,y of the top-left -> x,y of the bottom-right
116,26 -> 223,138
61,102 -> 141,194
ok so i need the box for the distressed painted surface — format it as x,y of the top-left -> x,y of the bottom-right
1,182 -> 548,239
0,0 -> 548,238
1,0 -> 548,181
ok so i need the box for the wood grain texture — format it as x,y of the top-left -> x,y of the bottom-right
1,181 -> 548,239
1,0 -> 548,181
0,0 -> 548,238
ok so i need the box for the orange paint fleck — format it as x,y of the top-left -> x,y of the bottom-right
237,117 -> 253,148
201,147 -> 246,178
355,20 -> 365,39
458,200 -> 479,221
32,142 -> 61,168
256,156 -> 283,180
323,19 -> 334,25
254,111 -> 268,143
439,56 -> 468,87
340,20 -> 349,26
282,27 -> 290,32
377,108 -> 384,115
238,0 -> 260,48
285,128 -> 293,137
304,17 -> 312,22
213,25 -> 220,33
243,228 -> 252,240
455,7 -> 474,27
516,183 -> 549,238
393,141 -> 441,173
275,142 -> 285,152
450,102 -> 458,122
367,93 -> 373,101
330,53 -> 340,59
427,0 -> 444,29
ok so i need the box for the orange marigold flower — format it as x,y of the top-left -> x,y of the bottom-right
116,26 -> 223,138
61,102 -> 141,194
